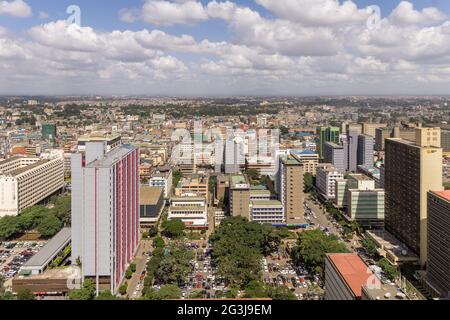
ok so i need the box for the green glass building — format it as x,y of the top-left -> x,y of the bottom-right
317,126 -> 340,159
42,123 -> 57,141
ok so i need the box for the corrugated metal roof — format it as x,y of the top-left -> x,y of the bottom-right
22,227 -> 71,268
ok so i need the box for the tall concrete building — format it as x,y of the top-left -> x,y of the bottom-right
357,134 -> 374,167
317,126 -> 340,159
316,164 -> 344,200
323,142 -> 346,171
0,156 -> 64,217
362,123 -> 387,138
71,141 -> 140,294
384,128 -> 443,266
229,175 -> 250,219
290,150 -> 319,175
225,136 -> 245,174
346,123 -> 363,135
345,131 -> 359,172
425,190 -> 450,299
277,155 -> 304,223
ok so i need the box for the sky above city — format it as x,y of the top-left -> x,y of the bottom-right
2,0 -> 450,96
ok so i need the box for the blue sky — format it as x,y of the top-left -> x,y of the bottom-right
2,0 -> 450,95
3,0 -> 450,41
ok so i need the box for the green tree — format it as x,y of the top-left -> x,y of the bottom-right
291,229 -> 349,275
246,169 -> 260,182
148,226 -> 158,238
153,236 -> 165,248
119,282 -> 128,296
303,172 -> 315,193
155,243 -> 194,286
95,291 -> 117,300
266,286 -> 297,300
378,258 -> 399,281
144,284 -> 181,300
51,195 -> 71,225
37,213 -> 63,238
0,216 -> 21,241
162,219 -> 185,238
243,280 -> 268,298
125,268 -> 133,280
130,262 -> 137,273
210,217 -> 276,288
69,279 -> 96,300
173,171 -> 183,188
16,288 -> 35,300
361,237 -> 379,259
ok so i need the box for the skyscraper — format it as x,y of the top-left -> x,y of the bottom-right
317,126 -> 340,159
357,134 -> 374,167
345,131 -> 359,172
426,190 -> 450,298
277,155 -> 304,222
384,128 -> 443,266
323,142 -> 346,171
71,141 -> 140,294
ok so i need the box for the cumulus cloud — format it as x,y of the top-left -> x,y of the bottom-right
3,0 -> 450,95
255,0 -> 368,27
389,1 -> 446,26
0,0 -> 32,18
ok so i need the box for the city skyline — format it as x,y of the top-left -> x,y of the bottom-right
2,0 -> 450,96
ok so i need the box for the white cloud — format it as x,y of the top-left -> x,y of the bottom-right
0,0 -> 32,18
121,0 -> 208,26
4,1 -> 450,95
255,0 -> 368,27
389,1 -> 446,26
38,11 -> 49,19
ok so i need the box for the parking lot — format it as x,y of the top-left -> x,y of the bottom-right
0,241 -> 45,280
262,255 -> 323,300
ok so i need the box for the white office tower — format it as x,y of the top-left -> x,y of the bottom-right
71,141 -> 140,294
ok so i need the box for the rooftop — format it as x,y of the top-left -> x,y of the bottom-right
87,144 -> 136,168
251,200 -> 283,207
362,284 -> 407,300
431,190 -> 450,202
22,228 -> 71,269
327,253 -> 373,298
10,159 -> 51,176
230,175 -> 249,188
140,187 -> 163,205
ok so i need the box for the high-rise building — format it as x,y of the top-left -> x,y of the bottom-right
0,156 -> 64,217
316,164 -> 344,200
375,127 -> 391,151
323,142 -> 346,171
71,141 -> 140,294
229,175 -> 250,219
346,123 -> 362,135
344,131 -> 359,172
357,134 -> 374,167
317,126 -> 340,159
425,191 -> 450,299
277,155 -> 304,222
168,196 -> 208,229
290,150 -> 319,175
384,128 -> 443,265
225,136 -> 245,174
362,123 -> 387,138
250,200 -> 285,225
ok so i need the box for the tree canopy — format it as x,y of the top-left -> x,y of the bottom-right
162,219 -> 185,238
291,229 -> 349,275
210,217 -> 281,288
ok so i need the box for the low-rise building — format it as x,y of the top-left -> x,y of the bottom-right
168,196 -> 208,229
175,174 -> 209,202
140,187 -> 164,227
325,253 -> 380,300
250,200 -> 285,225
149,166 -> 173,198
